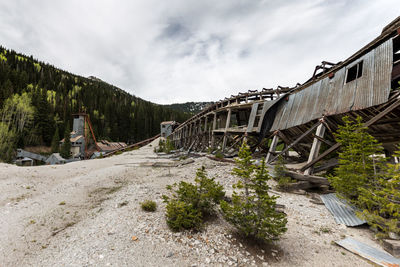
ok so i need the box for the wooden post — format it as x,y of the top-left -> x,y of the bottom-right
266,133 -> 279,163
203,116 -> 208,150
211,112 -> 217,149
304,123 -> 326,175
222,109 -> 231,152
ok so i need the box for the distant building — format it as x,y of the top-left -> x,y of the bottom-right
46,153 -> 66,165
15,157 -> 34,166
161,121 -> 177,138
60,114 -> 86,158
96,140 -> 127,153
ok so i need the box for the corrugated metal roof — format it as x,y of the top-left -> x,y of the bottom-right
270,38 -> 393,131
336,237 -> 400,267
320,193 -> 366,226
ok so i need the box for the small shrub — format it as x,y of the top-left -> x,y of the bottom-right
156,138 -> 175,154
141,200 -> 157,212
163,166 -> 225,231
59,201 -> 66,205
215,149 -> 224,159
165,200 -> 202,231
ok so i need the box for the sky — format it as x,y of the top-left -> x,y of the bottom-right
0,1 -> 398,104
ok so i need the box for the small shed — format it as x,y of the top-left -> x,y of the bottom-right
161,121 -> 177,138
16,157 -> 34,166
46,153 -> 66,165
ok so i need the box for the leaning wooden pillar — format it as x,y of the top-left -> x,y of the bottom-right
211,112 -> 217,149
304,123 -> 326,175
222,109 -> 232,152
266,132 -> 280,163
203,116 -> 208,150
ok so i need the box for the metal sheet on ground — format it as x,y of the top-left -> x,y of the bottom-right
336,237 -> 400,267
320,193 -> 366,226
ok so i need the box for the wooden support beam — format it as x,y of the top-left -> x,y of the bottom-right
211,113 -> 217,149
304,123 -> 326,175
285,170 -> 330,185
269,121 -> 322,163
222,109 -> 232,152
301,97 -> 400,172
246,103 -> 259,133
266,133 -> 280,163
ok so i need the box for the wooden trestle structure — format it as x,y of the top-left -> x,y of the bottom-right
170,17 -> 400,175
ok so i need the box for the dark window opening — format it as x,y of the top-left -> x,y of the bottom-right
345,61 -> 363,83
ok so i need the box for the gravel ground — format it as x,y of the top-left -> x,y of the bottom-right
0,139 -> 383,266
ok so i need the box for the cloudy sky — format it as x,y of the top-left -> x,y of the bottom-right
0,1 -> 398,104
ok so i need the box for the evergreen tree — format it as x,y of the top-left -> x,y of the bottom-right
60,124 -> 71,159
220,142 -> 287,242
328,116 -> 385,202
357,149 -> 400,237
51,127 -> 59,153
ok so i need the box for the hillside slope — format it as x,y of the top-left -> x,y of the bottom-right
0,46 -> 191,160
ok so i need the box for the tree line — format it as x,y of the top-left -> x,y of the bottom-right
0,46 -> 191,162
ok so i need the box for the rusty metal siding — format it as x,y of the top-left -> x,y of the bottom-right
285,90 -> 304,129
353,51 -> 375,110
337,60 -> 358,114
372,38 -> 392,106
307,79 -> 325,123
269,38 -> 393,132
325,68 -> 346,115
298,80 -> 319,125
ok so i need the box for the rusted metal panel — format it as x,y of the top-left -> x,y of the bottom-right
353,50 -> 375,110
320,193 -> 366,226
297,81 -> 319,125
285,90 -> 304,129
373,38 -> 392,106
324,67 -> 346,115
336,237 -> 400,267
271,94 -> 295,131
337,60 -> 358,114
303,79 -> 324,123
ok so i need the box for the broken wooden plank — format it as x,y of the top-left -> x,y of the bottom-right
284,170 -> 330,185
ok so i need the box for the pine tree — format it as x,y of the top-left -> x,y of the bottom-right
51,127 -> 59,153
220,142 -> 287,242
328,116 -> 385,203
357,149 -> 400,237
60,124 -> 71,159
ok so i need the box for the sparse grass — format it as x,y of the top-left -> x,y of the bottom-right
29,219 -> 36,224
320,226 -> 332,233
141,200 -> 157,212
59,201 -> 66,205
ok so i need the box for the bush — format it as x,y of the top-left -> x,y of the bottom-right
141,200 -> 157,212
220,142 -> 287,242
165,200 -> 202,231
156,138 -> 175,154
163,166 -> 225,231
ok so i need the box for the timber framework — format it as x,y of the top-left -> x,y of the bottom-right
170,16 -> 400,175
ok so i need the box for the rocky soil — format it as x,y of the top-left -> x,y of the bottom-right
0,139 -> 383,266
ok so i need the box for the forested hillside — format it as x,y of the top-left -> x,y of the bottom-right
165,102 -> 213,114
0,46 -> 191,161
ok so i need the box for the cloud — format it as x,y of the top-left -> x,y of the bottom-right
0,0 -> 398,103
